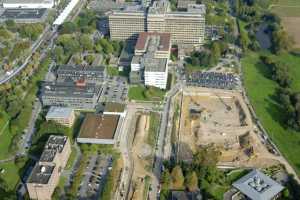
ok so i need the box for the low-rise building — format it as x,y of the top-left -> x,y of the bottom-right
26,135 -> 71,200
56,65 -> 106,84
45,106 -> 75,127
103,102 -> 126,117
77,113 -> 121,144
0,8 -> 48,23
3,0 -> 57,9
232,169 -> 284,200
40,81 -> 102,110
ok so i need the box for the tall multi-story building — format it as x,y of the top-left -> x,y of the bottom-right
108,5 -> 147,41
130,32 -> 171,89
26,135 -> 71,200
108,0 -> 206,46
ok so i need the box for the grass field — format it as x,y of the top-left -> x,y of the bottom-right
270,0 -> 300,17
128,85 -> 165,101
242,52 -> 300,175
0,111 -> 14,160
0,161 -> 21,190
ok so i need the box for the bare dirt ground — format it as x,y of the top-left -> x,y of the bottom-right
282,17 -> 300,48
177,87 -> 280,168
130,114 -> 153,200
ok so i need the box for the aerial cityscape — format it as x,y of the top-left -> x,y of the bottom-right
0,0 -> 300,200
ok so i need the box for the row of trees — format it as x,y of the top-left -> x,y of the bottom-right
185,41 -> 227,69
160,145 -> 228,199
261,55 -> 300,130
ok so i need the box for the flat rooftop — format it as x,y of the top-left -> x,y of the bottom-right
144,56 -> 167,72
233,169 -> 284,200
46,106 -> 73,119
135,32 -> 171,52
1,8 -> 47,19
41,81 -> 100,99
103,102 -> 125,113
78,114 -> 120,140
3,0 -> 53,4
40,135 -> 68,162
27,164 -> 55,184
57,65 -> 105,73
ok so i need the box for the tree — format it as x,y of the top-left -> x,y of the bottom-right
239,29 -> 250,51
98,38 -> 114,54
56,34 -> 81,55
161,170 -> 171,190
171,165 -> 184,189
185,171 -> 198,192
59,22 -> 77,34
52,46 -> 64,64
272,28 -> 293,54
79,34 -> 93,51
85,54 -> 95,65
193,145 -> 220,168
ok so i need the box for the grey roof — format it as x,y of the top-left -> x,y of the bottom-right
46,106 -> 73,119
232,169 -> 284,200
144,56 -> 167,72
41,81 -> 101,99
39,135 -> 67,162
3,0 -> 53,4
27,164 -> 55,184
57,65 -> 105,73
1,8 -> 47,19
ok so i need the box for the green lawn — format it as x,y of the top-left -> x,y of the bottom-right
242,52 -> 300,175
0,161 -> 21,190
128,85 -> 166,101
0,125 -> 14,160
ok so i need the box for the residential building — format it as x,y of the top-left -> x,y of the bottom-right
3,0 -> 57,9
46,106 -> 75,127
77,113 -> 121,144
56,65 -> 106,84
108,5 -> 147,41
232,169 -> 284,200
130,32 -> 171,89
26,135 -> 71,200
40,81 -> 102,110
108,1 -> 206,46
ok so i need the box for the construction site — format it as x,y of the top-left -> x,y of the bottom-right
129,113 -> 157,200
175,87 -> 280,168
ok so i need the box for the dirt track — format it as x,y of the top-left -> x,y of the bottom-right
130,114 -> 153,200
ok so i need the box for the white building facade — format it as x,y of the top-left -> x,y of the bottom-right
3,0 -> 57,9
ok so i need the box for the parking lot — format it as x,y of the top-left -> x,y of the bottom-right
100,76 -> 128,103
77,154 -> 113,200
186,72 -> 238,90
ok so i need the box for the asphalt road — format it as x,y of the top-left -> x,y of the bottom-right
0,26 -> 53,85
149,83 -> 181,200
